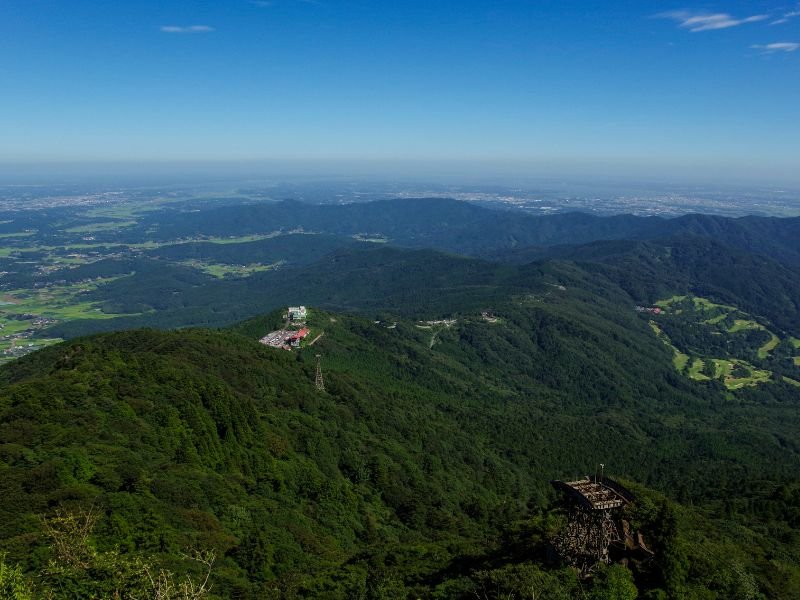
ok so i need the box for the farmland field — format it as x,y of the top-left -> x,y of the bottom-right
0,196 -> 327,362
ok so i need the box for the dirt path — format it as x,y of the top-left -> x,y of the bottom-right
429,331 -> 438,349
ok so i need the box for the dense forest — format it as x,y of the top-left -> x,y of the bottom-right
2,301 -> 799,598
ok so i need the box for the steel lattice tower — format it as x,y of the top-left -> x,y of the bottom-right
315,354 -> 325,391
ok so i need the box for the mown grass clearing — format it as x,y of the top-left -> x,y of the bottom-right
193,262 -> 280,279
655,295 -> 687,308
650,321 -> 690,371
758,333 -> 780,359
658,295 -> 736,312
65,220 -> 138,233
706,358 -> 771,389
673,352 -> 690,371
83,201 -> 166,220
728,319 -> 761,333
656,295 -> 740,325
688,358 -> 710,381
726,364 -> 772,389
692,297 -> 737,311
703,313 -> 728,325
723,318 -> 779,358
651,295 -> 786,389
202,233 -> 281,245
711,359 -> 733,379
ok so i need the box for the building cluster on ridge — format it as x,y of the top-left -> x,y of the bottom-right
259,305 -> 310,350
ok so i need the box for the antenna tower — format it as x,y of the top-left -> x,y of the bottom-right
315,354 -> 325,392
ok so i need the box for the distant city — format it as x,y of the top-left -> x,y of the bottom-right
1,177 -> 799,218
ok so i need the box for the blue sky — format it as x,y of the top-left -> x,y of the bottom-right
2,1 -> 799,182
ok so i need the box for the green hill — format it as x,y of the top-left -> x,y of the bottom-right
38,234 -> 800,349
2,302 -> 799,598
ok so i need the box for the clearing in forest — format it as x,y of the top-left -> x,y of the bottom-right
645,295 -> 797,390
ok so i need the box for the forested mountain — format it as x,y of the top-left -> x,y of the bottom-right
526,236 -> 800,333
133,198 -> 664,257
41,234 -> 800,342
114,198 -> 800,265
6,198 -> 800,267
41,246 -> 527,337
2,304 -> 799,598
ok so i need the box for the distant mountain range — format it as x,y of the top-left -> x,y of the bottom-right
42,231 -> 800,339
127,198 -> 800,266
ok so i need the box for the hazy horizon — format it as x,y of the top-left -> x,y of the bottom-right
1,159 -> 800,191
3,1 -> 799,185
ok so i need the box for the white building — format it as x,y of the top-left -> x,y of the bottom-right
288,306 -> 307,321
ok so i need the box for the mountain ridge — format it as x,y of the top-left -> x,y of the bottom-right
129,197 -> 800,265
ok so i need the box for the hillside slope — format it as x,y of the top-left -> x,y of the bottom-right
3,305 -> 800,597
41,232 -> 800,344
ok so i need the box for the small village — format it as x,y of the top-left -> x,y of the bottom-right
0,314 -> 60,363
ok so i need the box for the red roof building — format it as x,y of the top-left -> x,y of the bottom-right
287,328 -> 310,345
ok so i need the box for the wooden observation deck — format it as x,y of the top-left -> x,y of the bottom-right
550,476 -> 637,576
551,477 -> 634,511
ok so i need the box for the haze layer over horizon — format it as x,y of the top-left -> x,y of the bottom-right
2,1 -> 799,184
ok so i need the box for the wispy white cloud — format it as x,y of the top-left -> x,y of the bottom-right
656,11 -> 768,32
160,25 -> 215,33
751,42 -> 800,53
771,9 -> 800,25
